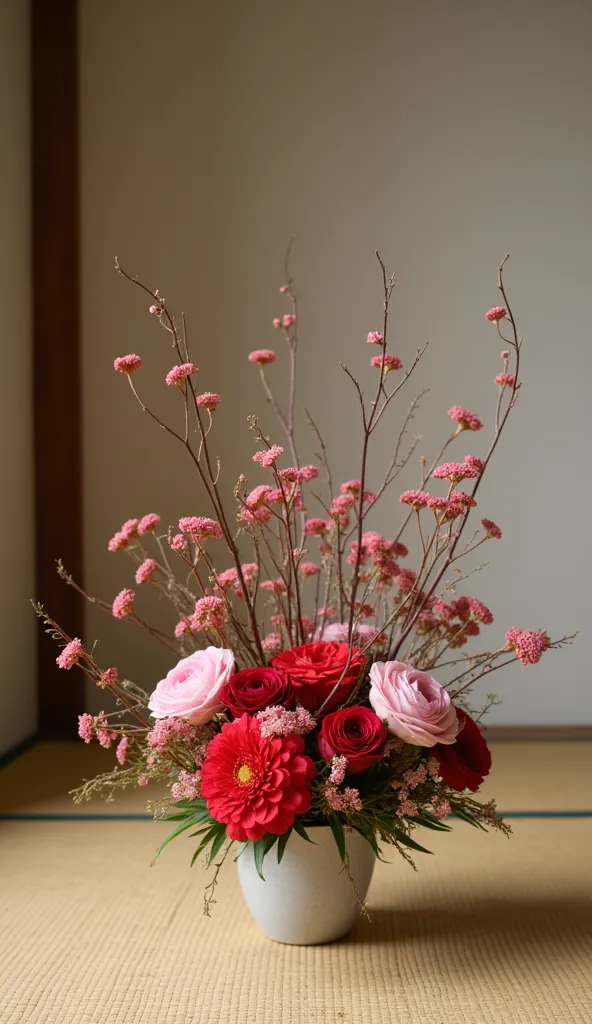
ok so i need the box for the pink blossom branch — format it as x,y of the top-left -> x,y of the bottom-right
56,560 -> 180,654
115,262 -> 266,662
34,604 -> 152,726
389,257 -> 521,657
369,344 -> 428,434
305,408 -> 335,502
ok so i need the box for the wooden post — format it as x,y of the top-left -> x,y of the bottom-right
31,0 -> 84,737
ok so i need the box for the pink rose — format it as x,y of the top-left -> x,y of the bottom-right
369,660 -> 459,747
319,622 -> 350,642
318,622 -> 378,643
148,647 -> 235,724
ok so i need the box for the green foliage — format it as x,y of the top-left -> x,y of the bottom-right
451,802 -> 489,831
327,814 -> 346,862
154,798 -> 225,867
276,829 -> 292,864
156,800 -> 326,879
292,818 -> 315,843
393,831 -> 433,855
252,833 -> 279,880
154,789 -> 507,881
414,811 -> 453,832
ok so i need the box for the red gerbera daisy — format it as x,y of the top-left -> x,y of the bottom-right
200,713 -> 316,841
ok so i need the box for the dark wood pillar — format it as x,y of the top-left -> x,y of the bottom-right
31,0 -> 84,737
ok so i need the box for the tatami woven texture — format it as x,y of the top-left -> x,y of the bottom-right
1,742 -> 591,1023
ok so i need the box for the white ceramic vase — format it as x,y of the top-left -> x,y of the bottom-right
237,825 -> 376,945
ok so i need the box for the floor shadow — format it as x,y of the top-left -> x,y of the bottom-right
347,894 -> 592,949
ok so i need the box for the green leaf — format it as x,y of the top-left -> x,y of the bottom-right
394,831 -> 434,855
354,825 -> 386,862
172,798 -> 207,811
187,824 -> 218,839
327,813 -> 346,863
207,829 -> 227,865
451,805 -> 488,831
277,828 -> 292,864
185,808 -> 219,840
262,832 -> 279,856
253,838 -> 267,881
292,818 -> 315,843
194,825 -> 225,861
162,804 -> 211,825
234,842 -> 248,862
152,815 -> 204,863
247,833 -> 279,880
189,822 -> 225,868
414,812 -> 453,832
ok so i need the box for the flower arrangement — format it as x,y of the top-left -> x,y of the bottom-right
37,252 -> 572,915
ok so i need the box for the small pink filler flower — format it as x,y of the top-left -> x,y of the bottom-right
370,354 -> 403,372
113,354 -> 142,374
248,349 -> 276,365
400,489 -> 431,510
192,596 -> 228,632
78,713 -> 93,743
138,513 -> 161,535
495,372 -> 516,388
165,363 -> 198,386
112,589 -> 135,619
135,558 -> 157,585
433,458 -> 482,483
482,518 -> 502,539
485,306 -> 508,322
196,392 -> 221,412
116,736 -> 129,766
178,516 -> 223,541
505,627 -> 551,666
253,445 -> 283,468
304,518 -> 328,536
56,638 -> 84,670
448,406 -> 483,432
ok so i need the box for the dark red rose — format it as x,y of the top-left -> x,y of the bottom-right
271,641 -> 365,712
318,705 -> 387,773
433,707 -> 492,792
220,667 -> 294,717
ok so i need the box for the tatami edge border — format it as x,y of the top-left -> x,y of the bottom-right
1,810 -> 591,822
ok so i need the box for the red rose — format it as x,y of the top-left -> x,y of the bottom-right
318,705 -> 387,773
432,707 -> 492,792
220,667 -> 294,717
271,641 -> 365,712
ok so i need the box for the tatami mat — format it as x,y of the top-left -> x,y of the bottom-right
1,817 -> 591,1023
1,742 -> 591,1023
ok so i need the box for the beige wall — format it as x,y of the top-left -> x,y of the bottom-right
0,0 -> 36,755
80,0 -> 591,724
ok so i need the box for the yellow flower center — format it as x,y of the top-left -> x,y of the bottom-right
236,763 -> 253,785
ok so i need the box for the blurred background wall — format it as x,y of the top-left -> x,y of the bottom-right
78,0 -> 591,725
0,0 -> 36,756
